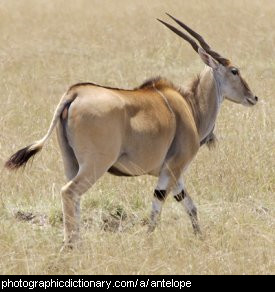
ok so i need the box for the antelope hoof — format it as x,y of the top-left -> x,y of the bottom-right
147,223 -> 157,233
60,241 -> 74,253
194,225 -> 202,235
193,225 -> 204,240
60,235 -> 80,252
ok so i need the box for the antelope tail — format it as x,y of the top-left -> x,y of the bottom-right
5,92 -> 77,170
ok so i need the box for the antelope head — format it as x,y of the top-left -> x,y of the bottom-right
157,13 -> 258,106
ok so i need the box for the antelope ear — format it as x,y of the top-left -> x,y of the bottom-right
198,47 -> 219,69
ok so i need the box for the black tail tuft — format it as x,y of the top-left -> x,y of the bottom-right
5,144 -> 41,170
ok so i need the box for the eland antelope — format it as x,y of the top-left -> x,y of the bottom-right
5,14 -> 258,247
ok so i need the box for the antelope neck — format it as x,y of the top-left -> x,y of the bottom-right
193,67 -> 223,142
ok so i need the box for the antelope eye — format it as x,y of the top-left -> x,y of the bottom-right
231,68 -> 239,75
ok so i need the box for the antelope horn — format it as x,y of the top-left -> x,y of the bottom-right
158,13 -> 230,66
157,18 -> 199,53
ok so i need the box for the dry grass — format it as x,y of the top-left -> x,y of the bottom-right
0,0 -> 274,275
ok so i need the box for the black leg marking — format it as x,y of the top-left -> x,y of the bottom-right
174,189 -> 202,235
154,189 -> 167,201
174,190 -> 186,202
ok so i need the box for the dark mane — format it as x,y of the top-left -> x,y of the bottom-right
135,76 -> 182,92
135,77 -> 163,89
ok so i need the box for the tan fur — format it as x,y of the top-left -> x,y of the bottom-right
6,18 -> 258,247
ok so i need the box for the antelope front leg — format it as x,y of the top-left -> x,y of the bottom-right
148,168 -> 172,232
173,180 -> 201,235
148,189 -> 167,232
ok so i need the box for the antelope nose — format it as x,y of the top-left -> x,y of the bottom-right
255,96 -> 258,102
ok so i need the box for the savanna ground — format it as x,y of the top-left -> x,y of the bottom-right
0,0 -> 274,275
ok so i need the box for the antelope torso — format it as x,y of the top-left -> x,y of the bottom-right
67,79 -> 198,177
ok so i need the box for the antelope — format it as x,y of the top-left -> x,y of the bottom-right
5,14 -> 258,248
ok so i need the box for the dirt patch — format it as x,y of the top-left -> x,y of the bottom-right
13,208 -> 142,232
15,211 -> 35,221
14,210 -> 47,226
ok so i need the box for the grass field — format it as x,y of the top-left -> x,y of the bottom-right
0,0 -> 274,275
